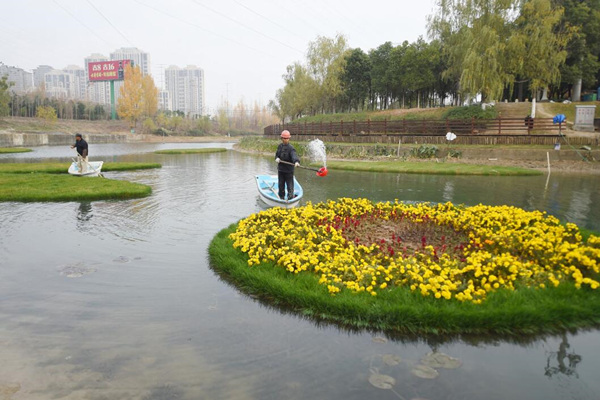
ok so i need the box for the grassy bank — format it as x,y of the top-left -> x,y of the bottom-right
237,137 -> 541,175
0,162 -> 161,174
154,148 -> 227,154
209,224 -> 600,336
326,160 -> 542,176
0,173 -> 152,202
0,147 -> 32,153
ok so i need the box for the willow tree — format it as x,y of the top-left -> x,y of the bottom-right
429,0 -> 519,102
306,34 -> 348,113
506,0 -> 569,100
274,62 -> 319,121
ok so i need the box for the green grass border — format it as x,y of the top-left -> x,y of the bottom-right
0,162 -> 161,174
326,160 -> 542,176
209,224 -> 600,336
0,147 -> 32,153
0,173 -> 152,202
154,148 -> 227,154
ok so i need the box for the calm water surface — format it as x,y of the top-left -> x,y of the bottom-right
0,144 -> 599,399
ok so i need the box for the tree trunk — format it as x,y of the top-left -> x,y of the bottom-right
572,78 -> 582,102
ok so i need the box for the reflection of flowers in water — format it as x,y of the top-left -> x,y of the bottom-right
545,334 -> 582,378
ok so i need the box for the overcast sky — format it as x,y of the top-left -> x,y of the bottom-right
1,0 -> 436,114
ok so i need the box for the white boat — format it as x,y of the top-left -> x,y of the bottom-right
68,160 -> 104,177
255,175 -> 303,208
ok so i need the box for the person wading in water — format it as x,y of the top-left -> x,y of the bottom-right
275,130 -> 300,200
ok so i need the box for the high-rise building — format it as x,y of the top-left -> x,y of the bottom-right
158,90 -> 171,111
63,65 -> 86,100
165,65 -> 205,116
44,69 -> 75,99
110,47 -> 151,105
84,54 -> 110,105
32,65 -> 53,89
110,47 -> 150,76
0,63 -> 33,93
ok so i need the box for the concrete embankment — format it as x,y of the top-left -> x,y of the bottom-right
0,132 -> 144,147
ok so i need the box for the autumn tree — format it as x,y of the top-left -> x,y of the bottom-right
117,64 -> 144,128
141,74 -> 158,119
36,105 -> 57,126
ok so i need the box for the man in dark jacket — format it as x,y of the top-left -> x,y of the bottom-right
275,130 -> 300,200
70,133 -> 89,173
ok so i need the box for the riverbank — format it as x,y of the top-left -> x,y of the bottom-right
234,138 -> 600,175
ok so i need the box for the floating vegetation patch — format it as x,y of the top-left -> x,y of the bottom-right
420,352 -> 462,369
154,148 -> 227,154
368,370 -> 396,389
210,198 -> 600,334
58,263 -> 96,278
411,364 -> 439,379
382,354 -> 402,366
0,147 -> 31,153
229,198 -> 600,303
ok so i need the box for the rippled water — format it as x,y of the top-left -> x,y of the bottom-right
0,144 -> 599,399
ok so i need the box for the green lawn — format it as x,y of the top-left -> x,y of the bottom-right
0,173 -> 152,202
326,160 -> 542,176
154,148 -> 227,154
0,147 -> 32,153
0,162 -> 161,174
0,162 -> 160,202
209,224 -> 600,336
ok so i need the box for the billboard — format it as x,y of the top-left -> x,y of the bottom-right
87,60 -> 132,82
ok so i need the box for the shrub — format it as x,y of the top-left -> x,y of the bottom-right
442,105 -> 497,120
411,144 -> 438,158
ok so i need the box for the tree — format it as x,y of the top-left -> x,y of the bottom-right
557,0 -> 600,98
306,34 -> 349,113
341,48 -> 371,111
429,0 -> 518,101
36,105 -> 57,125
506,0 -> 569,99
369,42 -> 394,109
141,74 -> 158,119
0,75 -> 12,117
117,64 -> 144,128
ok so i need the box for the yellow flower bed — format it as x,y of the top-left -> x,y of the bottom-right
229,198 -> 600,303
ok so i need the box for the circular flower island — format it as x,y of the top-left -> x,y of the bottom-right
209,198 -> 600,336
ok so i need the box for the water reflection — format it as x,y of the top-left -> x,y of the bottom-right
77,202 -> 93,223
545,334 -> 582,378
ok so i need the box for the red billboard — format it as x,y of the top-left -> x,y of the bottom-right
87,60 -> 132,82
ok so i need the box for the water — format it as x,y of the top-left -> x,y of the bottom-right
0,144 -> 599,399
307,139 -> 327,167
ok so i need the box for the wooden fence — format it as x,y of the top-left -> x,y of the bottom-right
262,117 -> 596,146
265,117 -> 561,136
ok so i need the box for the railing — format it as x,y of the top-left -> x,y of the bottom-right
264,117 -> 561,136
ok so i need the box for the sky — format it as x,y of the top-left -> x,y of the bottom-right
1,0 -> 437,115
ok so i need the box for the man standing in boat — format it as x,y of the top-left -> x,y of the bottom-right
275,130 -> 300,200
71,133 -> 88,173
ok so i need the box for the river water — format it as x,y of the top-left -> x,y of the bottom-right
1,143 -> 599,400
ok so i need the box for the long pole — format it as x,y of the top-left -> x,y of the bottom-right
110,80 -> 116,120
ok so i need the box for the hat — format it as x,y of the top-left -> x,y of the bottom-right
75,133 -> 82,138
280,130 -> 291,139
